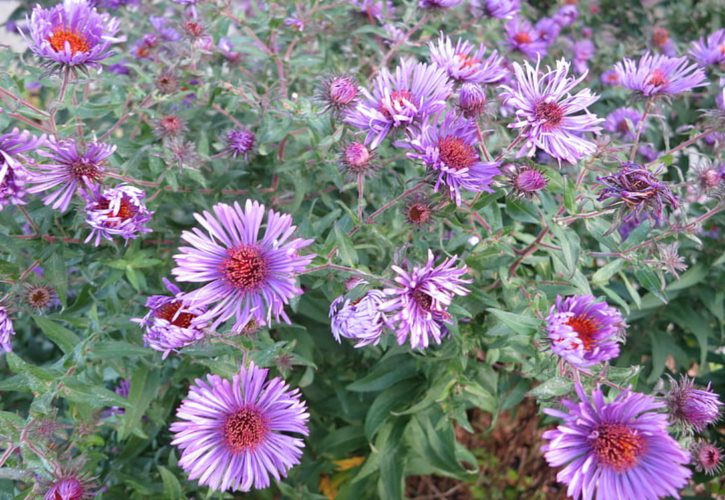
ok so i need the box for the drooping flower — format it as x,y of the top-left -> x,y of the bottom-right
689,29 -> 725,68
614,53 -> 708,97
0,129 -> 44,209
419,0 -> 463,9
505,17 -> 548,59
545,295 -> 626,368
380,251 -> 471,349
0,307 -> 15,353
665,375 -> 723,433
83,184 -> 153,246
28,138 -> 114,213
692,441 -> 722,476
500,58 -> 602,164
542,384 -> 691,500
603,107 -> 645,141
224,128 -> 256,159
133,279 -> 208,359
329,290 -> 387,347
403,112 -> 500,205
458,83 -> 487,118
345,58 -> 452,148
429,34 -> 507,85
505,163 -> 548,198
170,362 -> 309,492
318,74 -> 358,113
172,200 -> 314,332
27,0 -> 122,70
470,0 -> 520,19
597,162 -> 678,231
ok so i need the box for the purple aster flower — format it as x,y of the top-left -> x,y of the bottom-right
652,27 -> 677,57
458,83 -> 487,118
553,5 -> 578,27
224,128 -> 256,159
284,16 -> 304,31
380,251 -> 471,349
403,112 -> 500,205
600,69 -> 621,86
133,279 -> 208,359
470,0 -> 520,19
107,378 -> 130,416
217,37 -> 241,63
429,34 -> 506,85
689,29 -> 725,67
99,0 -> 139,8
665,375 -> 722,433
545,295 -> 626,368
171,200 -> 314,332
0,129 -> 44,210
571,39 -> 595,75
0,307 -> 15,353
597,162 -> 678,230
83,184 -> 153,246
692,441 -> 722,476
500,58 -> 602,164
504,163 -> 548,198
170,362 -> 309,492
107,61 -> 130,75
419,0 -> 463,8
149,16 -> 181,42
44,476 -> 90,500
27,138 -> 113,213
344,58 -> 452,149
349,0 -> 394,21
535,17 -> 561,47
318,74 -> 358,113
329,290 -> 387,347
27,0 -> 122,70
603,107 -> 645,141
542,384 -> 691,500
638,143 -> 660,163
505,18 -> 548,59
614,53 -> 707,97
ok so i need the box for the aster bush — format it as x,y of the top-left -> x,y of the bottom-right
0,0 -> 723,498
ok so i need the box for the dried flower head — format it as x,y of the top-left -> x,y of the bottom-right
692,441 -> 722,476
405,193 -> 434,227
23,285 -> 60,311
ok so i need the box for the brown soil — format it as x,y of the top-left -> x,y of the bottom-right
406,398 -> 566,499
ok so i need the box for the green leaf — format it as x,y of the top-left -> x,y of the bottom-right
529,377 -> 573,400
634,268 -> 667,304
62,380 -> 129,409
364,381 -> 418,439
591,259 -> 625,287
120,365 -> 161,440
44,251 -> 68,307
158,466 -> 183,500
33,316 -> 80,354
667,305 -> 712,373
347,356 -> 418,392
90,341 -> 151,359
486,308 -> 540,335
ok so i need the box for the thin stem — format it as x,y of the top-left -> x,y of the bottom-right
17,206 -> 39,234
646,128 -> 716,167
0,87 -> 49,117
376,13 -> 431,75
357,174 -> 365,221
629,98 -> 653,162
475,120 -> 491,161
49,67 -> 72,134
495,133 -> 524,162
212,103 -> 243,128
365,179 -> 427,224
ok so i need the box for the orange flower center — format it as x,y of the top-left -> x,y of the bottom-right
514,32 -> 532,44
535,101 -> 564,128
565,314 -> 599,351
454,53 -> 480,69
379,90 -> 414,120
223,245 -> 268,291
224,407 -> 268,453
154,301 -> 195,328
48,28 -> 90,54
438,136 -> 478,170
96,197 -> 137,221
591,424 -> 646,472
647,69 -> 668,87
